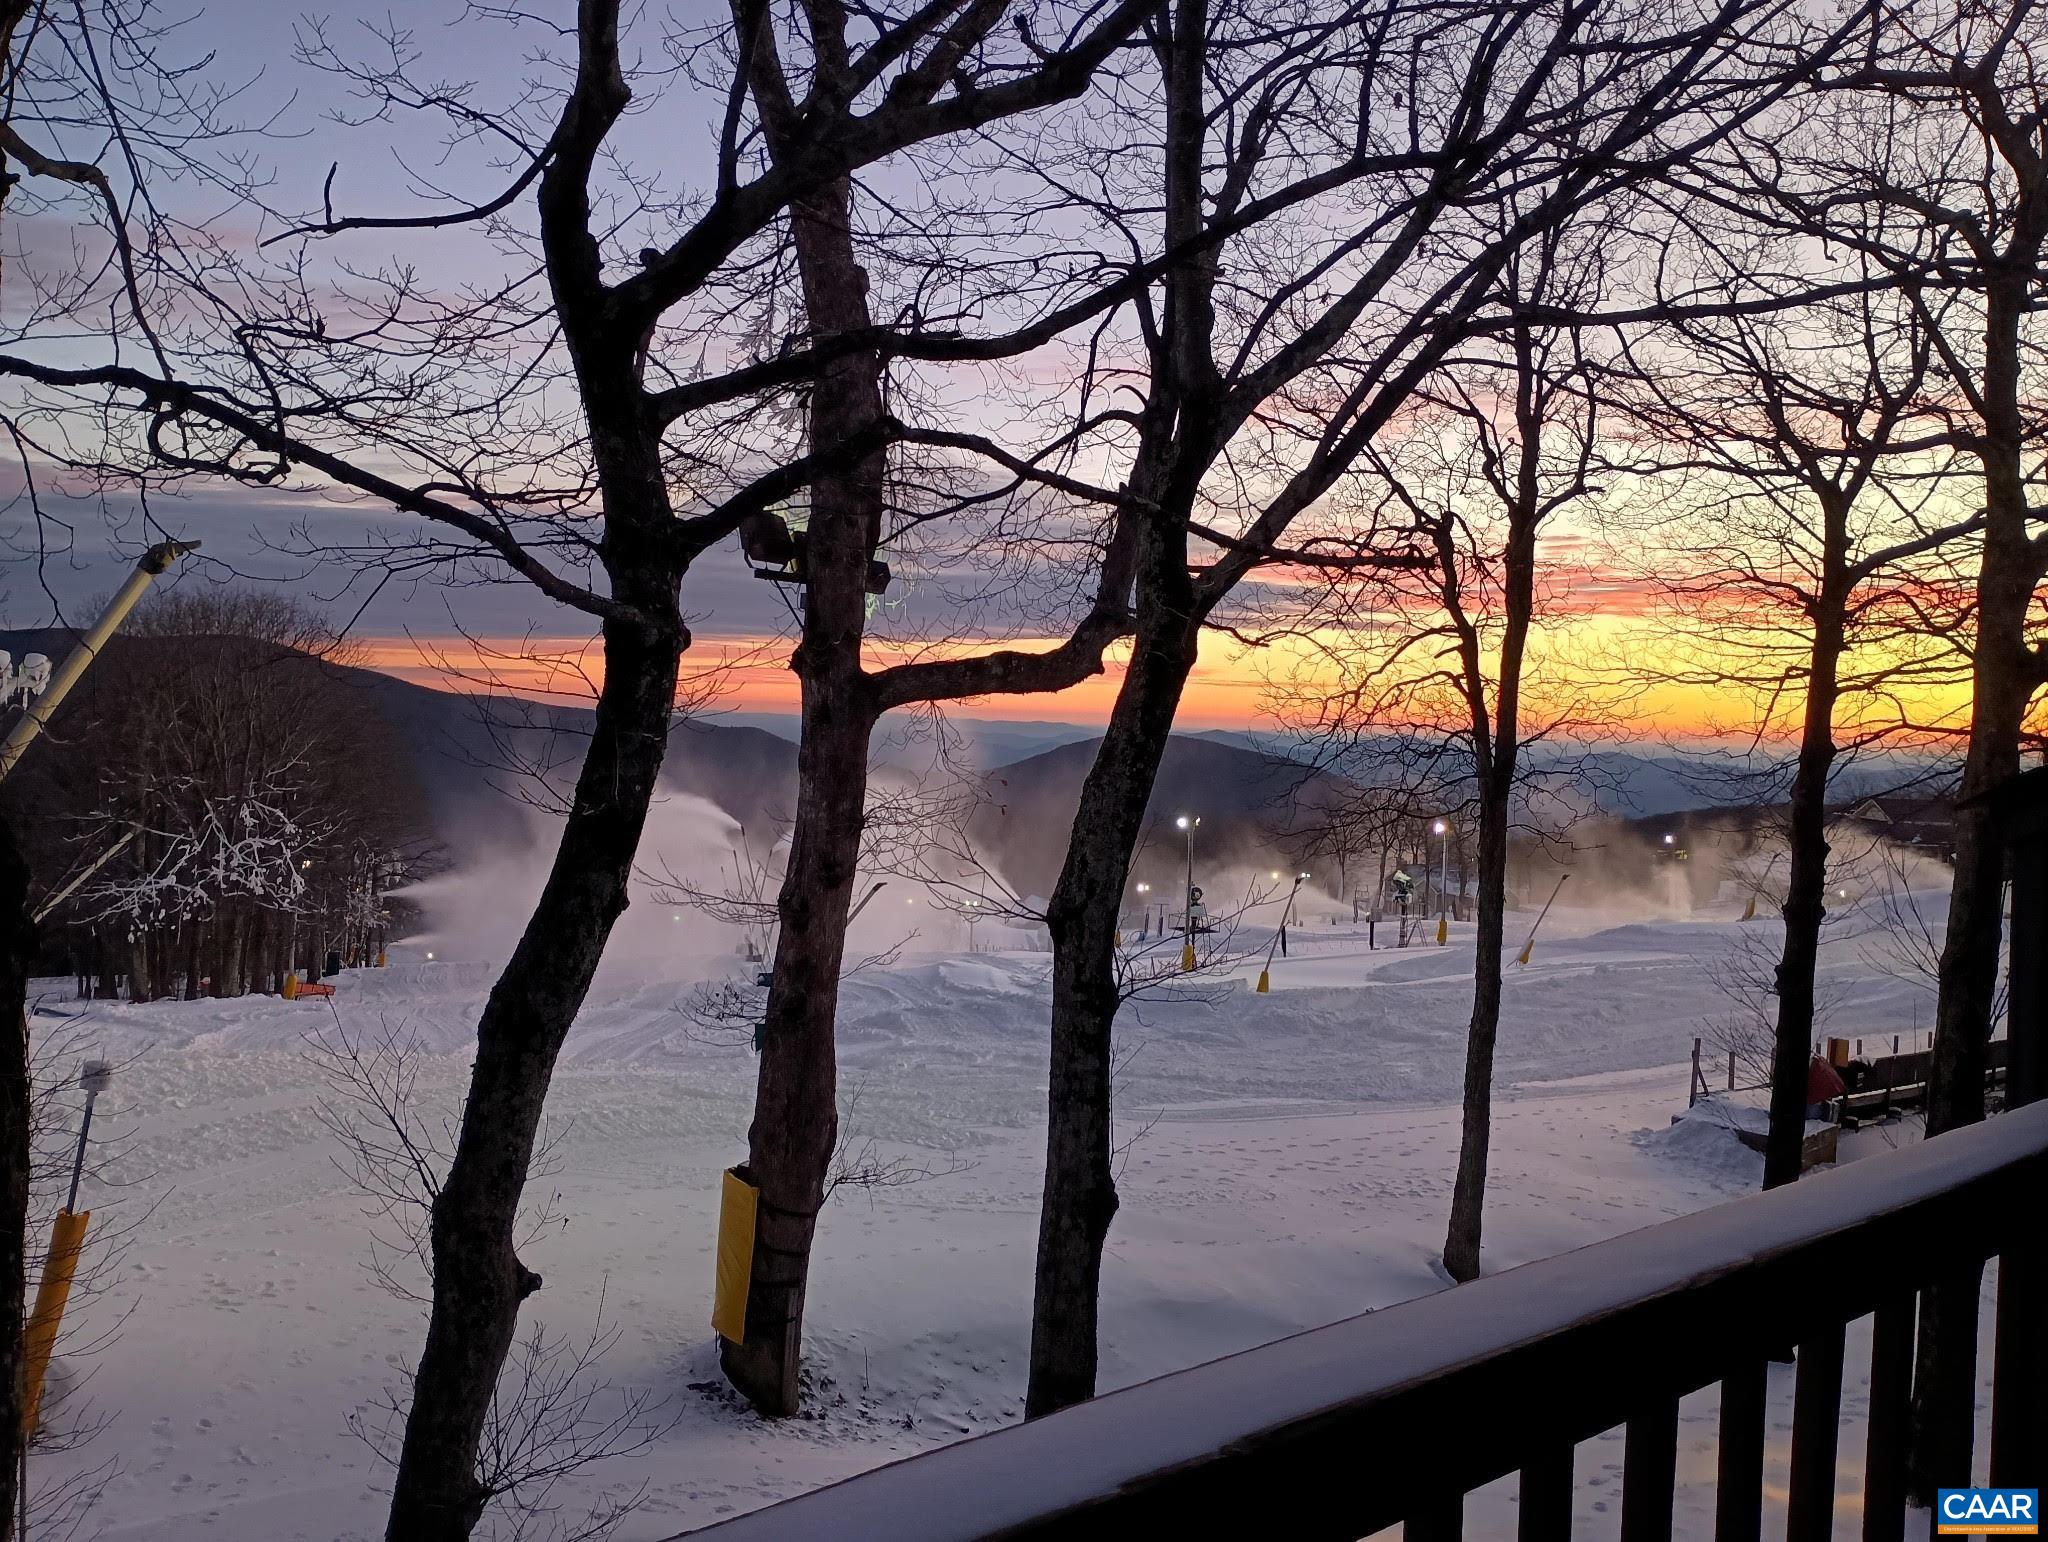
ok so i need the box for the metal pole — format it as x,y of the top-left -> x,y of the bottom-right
0,540 -> 197,784
65,1094 -> 97,1215
66,1062 -> 112,1214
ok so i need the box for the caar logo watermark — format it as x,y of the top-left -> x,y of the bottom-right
1938,1489 -> 2039,1535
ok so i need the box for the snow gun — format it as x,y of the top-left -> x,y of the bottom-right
0,540 -> 198,784
1255,873 -> 1310,993
1515,873 -> 1571,966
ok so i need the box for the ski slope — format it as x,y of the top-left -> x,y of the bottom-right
21,898 -> 1978,1540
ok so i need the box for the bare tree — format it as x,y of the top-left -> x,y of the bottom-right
1357,228 -> 1616,1282
5,591 -> 429,1002
1700,3 -> 2048,1500
0,0 -> 1160,1525
308,1014 -> 663,1541
1,3 -> 258,1526
0,814 -> 28,1542
1607,255 -> 1970,1192
1008,0 -> 1834,1415
705,87 -> 1148,1409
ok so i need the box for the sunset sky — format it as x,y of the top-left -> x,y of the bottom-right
1,473 -> 1980,744
0,0 -> 1984,752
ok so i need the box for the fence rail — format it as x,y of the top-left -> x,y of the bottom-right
675,1102 -> 2048,1542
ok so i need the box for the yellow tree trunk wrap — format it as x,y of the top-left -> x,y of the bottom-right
21,1209 -> 88,1436
712,1169 -> 759,1344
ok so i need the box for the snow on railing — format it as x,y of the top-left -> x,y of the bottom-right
673,1101 -> 2048,1542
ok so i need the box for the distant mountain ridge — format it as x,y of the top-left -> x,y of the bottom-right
3,632 -> 1955,877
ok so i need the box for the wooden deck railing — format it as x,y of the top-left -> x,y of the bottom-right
673,1101 -> 2048,1542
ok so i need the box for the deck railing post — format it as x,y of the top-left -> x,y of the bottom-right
1864,1295 -> 1914,1542
1408,1492 -> 1463,1542
1620,1395 -> 1678,1542
1990,1238 -> 2047,1489
1787,1322 -> 1846,1542
1908,1260 -> 1986,1509
1518,1442 -> 1573,1542
1714,1357 -> 1766,1542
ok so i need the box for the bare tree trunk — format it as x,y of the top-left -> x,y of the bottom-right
128,929 -> 149,1004
1909,268 -> 2040,1511
384,584 -> 684,1541
0,815 -> 31,1542
1442,765 -> 1512,1281
1029,556 -> 1199,1417
723,167 -> 887,1416
1443,356 -> 1542,1284
1762,595 -> 1844,1189
720,700 -> 869,1414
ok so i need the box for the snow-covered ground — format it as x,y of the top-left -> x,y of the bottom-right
22,898 -> 1991,1540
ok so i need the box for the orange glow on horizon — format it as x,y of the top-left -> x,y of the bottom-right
353,613 -> 1974,746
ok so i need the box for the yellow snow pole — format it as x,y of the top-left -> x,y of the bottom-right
1436,914 -> 1448,946
21,1210 -> 89,1436
712,1167 -> 760,1344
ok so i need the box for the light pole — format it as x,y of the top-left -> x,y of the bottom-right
1134,882 -> 1150,941
1432,818 -> 1450,945
1176,814 -> 1201,970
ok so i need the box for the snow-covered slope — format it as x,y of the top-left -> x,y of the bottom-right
21,898 -> 1981,1540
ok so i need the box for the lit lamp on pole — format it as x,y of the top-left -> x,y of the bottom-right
1432,819 -> 1450,945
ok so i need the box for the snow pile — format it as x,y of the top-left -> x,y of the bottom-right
1634,1098 -> 1768,1187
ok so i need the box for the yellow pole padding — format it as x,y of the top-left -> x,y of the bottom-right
376,949 -> 387,968
1180,941 -> 1196,972
282,970 -> 298,1000
1516,939 -> 1533,966
712,1167 -> 760,1344
1436,914 -> 1448,946
1741,893 -> 1757,921
22,1209 -> 90,1436
1255,968 -> 1270,993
